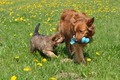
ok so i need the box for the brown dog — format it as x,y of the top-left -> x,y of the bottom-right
57,9 -> 95,63
30,23 -> 65,58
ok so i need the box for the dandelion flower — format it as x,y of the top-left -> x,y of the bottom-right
52,28 -> 56,30
12,17 -> 14,18
23,68 -> 31,71
15,19 -> 18,21
86,58 -> 91,61
22,41 -> 24,43
11,75 -> 17,80
4,25 -> 7,26
42,58 -> 47,62
49,24 -> 52,26
14,34 -> 16,37
28,23 -> 31,25
19,17 -> 24,21
30,33 -> 33,36
16,13 -> 20,16
50,29 -> 52,32
88,72 -> 92,74
96,52 -> 100,55
33,59 -> 38,62
44,22 -> 47,24
47,18 -> 50,21
15,57 -> 19,59
23,19 -> 26,22
14,57 -> 19,62
95,17 -> 98,19
34,72 -> 36,74
38,30 -> 40,33
37,63 -> 42,66
50,77 -> 55,80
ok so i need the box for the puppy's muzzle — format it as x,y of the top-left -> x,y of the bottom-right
61,39 -> 65,43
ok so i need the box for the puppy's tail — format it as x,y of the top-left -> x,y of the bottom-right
33,23 -> 40,35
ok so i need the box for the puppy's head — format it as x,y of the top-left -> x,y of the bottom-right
50,33 -> 65,46
73,18 -> 94,42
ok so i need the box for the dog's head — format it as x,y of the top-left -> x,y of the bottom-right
50,33 -> 65,46
73,18 -> 95,42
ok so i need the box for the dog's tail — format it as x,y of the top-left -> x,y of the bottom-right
33,23 -> 40,35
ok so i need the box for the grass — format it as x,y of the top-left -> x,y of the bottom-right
0,0 -> 120,80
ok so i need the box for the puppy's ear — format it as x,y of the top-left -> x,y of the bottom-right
87,17 -> 94,27
51,34 -> 58,42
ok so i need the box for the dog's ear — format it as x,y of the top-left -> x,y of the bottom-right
87,17 -> 94,27
51,34 -> 58,42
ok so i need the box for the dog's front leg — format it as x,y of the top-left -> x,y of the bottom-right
65,38 -> 73,54
43,50 -> 58,58
74,44 -> 86,64
30,44 -> 35,53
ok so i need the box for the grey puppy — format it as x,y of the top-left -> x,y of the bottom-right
30,23 -> 65,57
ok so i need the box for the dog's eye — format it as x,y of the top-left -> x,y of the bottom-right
79,31 -> 83,33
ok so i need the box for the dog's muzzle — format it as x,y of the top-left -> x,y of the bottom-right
70,35 -> 90,44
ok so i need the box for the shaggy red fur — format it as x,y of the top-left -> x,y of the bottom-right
57,9 -> 95,63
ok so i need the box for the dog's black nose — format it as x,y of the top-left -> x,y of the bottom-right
75,39 -> 78,42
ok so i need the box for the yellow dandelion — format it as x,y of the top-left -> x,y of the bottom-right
47,18 -> 50,21
34,72 -> 36,74
42,58 -> 47,62
14,41 -> 17,43
50,77 -> 55,80
50,29 -> 52,32
9,12 -> 14,16
28,23 -> 31,25
14,34 -> 16,37
38,30 -> 40,33
52,28 -> 56,30
19,17 -> 24,21
11,75 -> 17,80
22,41 -> 24,43
4,25 -> 7,26
88,72 -> 92,74
30,33 -> 33,36
16,13 -> 20,16
49,24 -> 52,26
95,17 -> 98,19
37,63 -> 42,66
23,68 -> 31,71
86,58 -> 91,61
23,19 -> 26,22
15,19 -> 18,21
6,47 -> 10,49
96,52 -> 100,55
15,57 -> 19,59
33,59 -> 38,62
44,22 -> 47,24
30,15 -> 36,18
39,18 -> 42,19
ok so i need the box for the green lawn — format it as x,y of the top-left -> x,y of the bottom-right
0,0 -> 120,80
